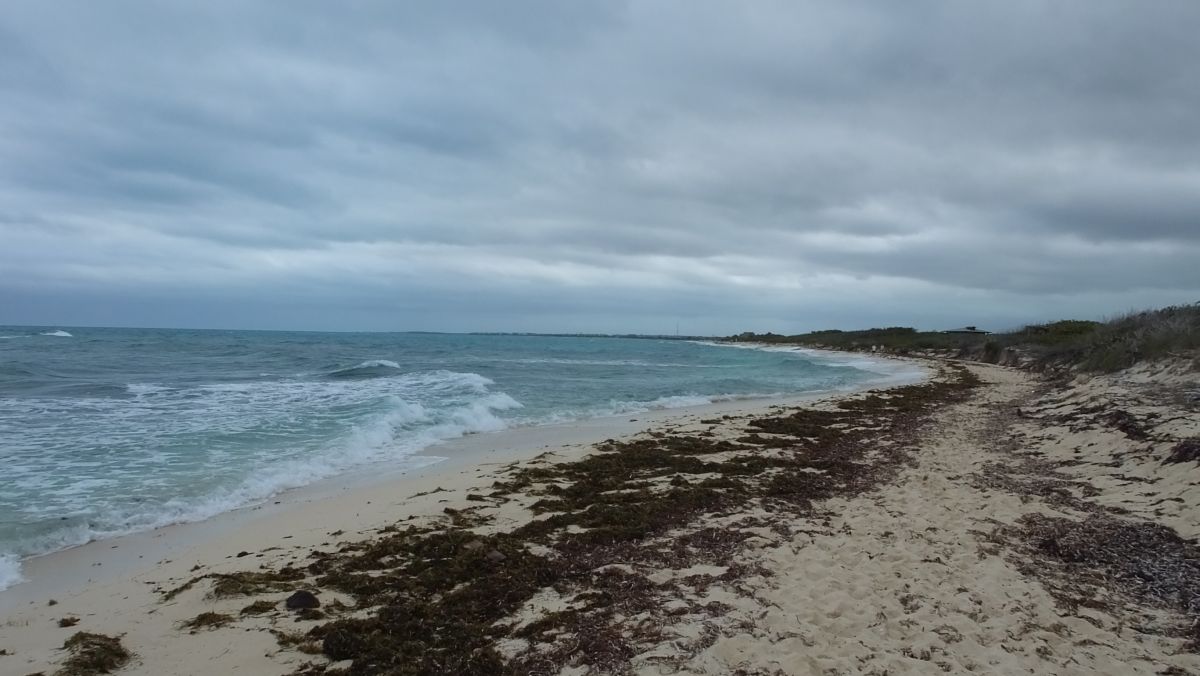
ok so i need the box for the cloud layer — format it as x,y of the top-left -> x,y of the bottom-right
2,1 -> 1198,333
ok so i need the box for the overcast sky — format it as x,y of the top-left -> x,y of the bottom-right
2,2 -> 1198,335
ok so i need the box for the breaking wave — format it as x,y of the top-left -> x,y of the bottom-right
0,369 -> 520,590
327,359 -> 404,378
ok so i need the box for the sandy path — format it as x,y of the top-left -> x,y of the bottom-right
668,364 -> 1198,675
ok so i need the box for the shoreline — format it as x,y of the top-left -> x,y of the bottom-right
0,345 -> 926,600
0,354 -> 937,675
5,354 -> 1194,675
0,349 -> 927,607
0,366 -> 924,611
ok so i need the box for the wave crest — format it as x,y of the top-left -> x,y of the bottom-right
327,359 -> 403,378
0,368 -> 524,583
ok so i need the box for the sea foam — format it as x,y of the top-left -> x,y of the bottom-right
0,554 -> 23,590
40,330 -> 72,337
0,368 -> 525,590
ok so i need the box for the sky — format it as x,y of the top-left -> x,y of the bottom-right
2,1 -> 1198,335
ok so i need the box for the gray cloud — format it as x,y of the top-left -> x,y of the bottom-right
1,1 -> 1198,334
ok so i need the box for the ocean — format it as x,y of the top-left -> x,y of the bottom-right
0,327 -> 921,590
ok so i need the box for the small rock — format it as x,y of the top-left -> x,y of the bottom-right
235,551 -> 251,558
462,540 -> 486,552
485,550 -> 507,563
285,590 -> 320,610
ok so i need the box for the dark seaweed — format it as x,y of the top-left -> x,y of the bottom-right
166,365 -> 981,675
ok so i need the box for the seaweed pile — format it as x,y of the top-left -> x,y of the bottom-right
1165,438 -> 1200,465
55,632 -> 131,676
160,364 -> 980,675
990,513 -> 1200,649
976,373 -> 1200,651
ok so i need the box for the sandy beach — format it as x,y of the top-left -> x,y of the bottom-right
2,355 -> 1198,675
5,1 -> 1199,672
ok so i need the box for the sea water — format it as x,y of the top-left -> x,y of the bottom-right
0,327 -> 921,589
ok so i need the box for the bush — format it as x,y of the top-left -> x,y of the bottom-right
728,303 -> 1200,373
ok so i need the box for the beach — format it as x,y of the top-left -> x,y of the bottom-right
2,355 -> 1198,675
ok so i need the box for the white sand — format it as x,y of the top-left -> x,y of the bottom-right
626,363 -> 1199,674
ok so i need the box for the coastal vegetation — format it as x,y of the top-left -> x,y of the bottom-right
729,302 -> 1200,372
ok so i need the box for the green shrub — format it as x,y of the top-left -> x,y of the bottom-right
727,303 -> 1200,373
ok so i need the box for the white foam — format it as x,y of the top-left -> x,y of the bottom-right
106,391 -> 519,534
325,359 -> 408,378
701,341 -> 928,387
0,553 -> 24,591
0,371 -> 527,574
355,359 -> 401,369
40,330 -> 72,337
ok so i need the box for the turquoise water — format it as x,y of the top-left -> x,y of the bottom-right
0,327 -> 919,589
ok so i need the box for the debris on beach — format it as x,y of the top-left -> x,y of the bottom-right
990,512 -> 1200,648
240,600 -> 277,616
180,612 -> 233,632
56,632 -> 131,676
1164,438 -> 1200,465
160,566 -> 306,601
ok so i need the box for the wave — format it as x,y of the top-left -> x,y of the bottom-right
0,370 -> 523,589
40,330 -> 72,337
327,359 -> 403,379
126,383 -> 172,397
0,553 -> 23,590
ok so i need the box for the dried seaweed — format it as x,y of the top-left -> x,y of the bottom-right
160,567 -> 306,601
1164,438 -> 1200,465
56,632 -> 131,676
240,600 -> 277,616
180,612 -> 233,631
990,513 -> 1200,649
